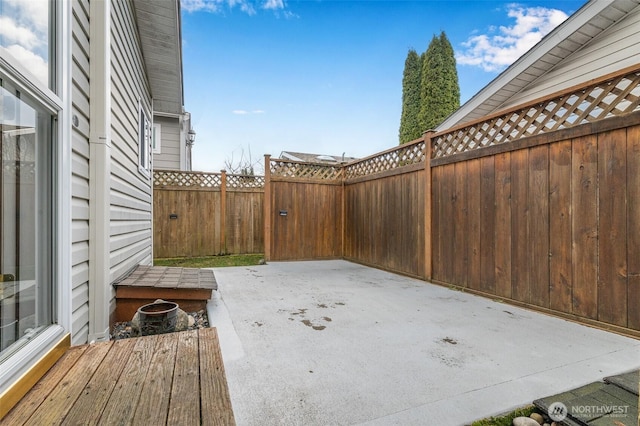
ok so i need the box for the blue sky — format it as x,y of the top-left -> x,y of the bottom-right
181,0 -> 587,173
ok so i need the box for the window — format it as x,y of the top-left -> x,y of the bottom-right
138,101 -> 151,174
0,79 -> 54,359
152,123 -> 161,154
0,0 -> 56,363
0,0 -> 55,90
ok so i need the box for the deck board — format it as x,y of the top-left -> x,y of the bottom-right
133,334 -> 178,425
167,329 -> 201,425
2,346 -> 88,425
3,328 -> 234,426
200,328 -> 235,426
61,338 -> 138,425
98,334 -> 158,425
24,342 -> 112,426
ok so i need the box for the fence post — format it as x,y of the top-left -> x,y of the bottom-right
264,155 -> 272,261
220,170 -> 227,255
423,130 -> 434,280
340,165 -> 345,258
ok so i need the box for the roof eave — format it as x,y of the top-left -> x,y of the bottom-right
436,0 -> 614,131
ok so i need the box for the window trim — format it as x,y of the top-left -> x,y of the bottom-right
152,122 -> 161,154
138,100 -> 151,176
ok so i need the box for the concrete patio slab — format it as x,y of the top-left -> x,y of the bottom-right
207,260 -> 640,426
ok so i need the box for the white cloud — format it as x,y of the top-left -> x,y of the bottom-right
0,0 -> 49,85
0,16 -> 41,49
181,0 -> 223,13
263,0 -> 284,10
181,0 -> 289,16
5,0 -> 49,34
1,45 -> 48,86
456,4 -> 569,72
232,109 -> 266,115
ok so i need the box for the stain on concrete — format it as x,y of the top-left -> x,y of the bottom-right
301,319 -> 326,331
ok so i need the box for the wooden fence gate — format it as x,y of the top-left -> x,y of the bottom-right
153,170 -> 264,258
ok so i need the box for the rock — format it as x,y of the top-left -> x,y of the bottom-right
175,309 -> 191,331
188,314 -> 195,327
512,417 -> 540,426
529,412 -> 544,424
258,258 -> 266,265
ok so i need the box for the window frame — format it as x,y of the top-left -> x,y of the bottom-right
138,100 -> 151,176
152,122 -> 161,154
0,0 -> 72,395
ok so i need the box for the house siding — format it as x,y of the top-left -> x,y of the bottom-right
499,4 -> 640,110
109,0 -> 153,318
71,0 -> 91,345
153,116 -> 182,170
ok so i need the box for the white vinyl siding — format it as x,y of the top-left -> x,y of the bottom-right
70,0 -> 91,345
499,4 -> 640,110
152,116 -> 182,170
109,0 -> 153,317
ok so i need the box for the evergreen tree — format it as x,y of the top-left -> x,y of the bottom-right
398,49 -> 422,144
438,32 -> 460,122
418,32 -> 460,132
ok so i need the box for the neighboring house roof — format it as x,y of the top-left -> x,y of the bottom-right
437,0 -> 640,131
133,0 -> 184,116
280,151 -> 359,164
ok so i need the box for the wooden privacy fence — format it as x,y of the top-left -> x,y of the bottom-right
153,170 -> 264,258
264,64 -> 640,337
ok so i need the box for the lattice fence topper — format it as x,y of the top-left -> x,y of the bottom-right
270,159 -> 343,181
154,170 -> 266,189
344,139 -> 426,179
227,173 -> 265,189
154,170 -> 222,188
432,68 -> 640,159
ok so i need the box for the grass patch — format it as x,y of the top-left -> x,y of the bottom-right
154,254 -> 264,268
471,405 -> 536,426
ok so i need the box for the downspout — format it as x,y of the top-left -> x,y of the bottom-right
88,0 -> 111,342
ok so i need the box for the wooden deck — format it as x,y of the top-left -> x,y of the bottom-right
2,328 -> 235,425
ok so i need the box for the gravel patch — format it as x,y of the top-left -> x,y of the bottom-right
111,309 -> 209,340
